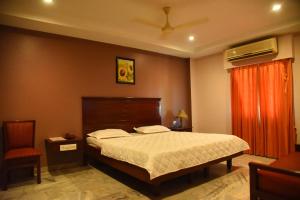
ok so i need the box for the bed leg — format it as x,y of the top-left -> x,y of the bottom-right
203,167 -> 209,178
227,159 -> 232,171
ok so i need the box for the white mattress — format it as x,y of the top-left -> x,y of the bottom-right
87,132 -> 249,179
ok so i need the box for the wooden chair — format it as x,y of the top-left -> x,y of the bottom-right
249,153 -> 300,200
2,120 -> 41,190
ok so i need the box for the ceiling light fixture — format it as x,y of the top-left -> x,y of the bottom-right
188,35 -> 195,41
272,3 -> 282,12
43,0 -> 53,4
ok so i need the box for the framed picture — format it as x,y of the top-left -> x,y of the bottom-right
116,57 -> 135,84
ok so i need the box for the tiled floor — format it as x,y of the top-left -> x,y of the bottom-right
0,154 -> 274,200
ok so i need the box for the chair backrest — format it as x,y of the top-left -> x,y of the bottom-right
3,120 -> 35,152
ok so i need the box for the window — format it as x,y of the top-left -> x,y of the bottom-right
231,59 -> 295,158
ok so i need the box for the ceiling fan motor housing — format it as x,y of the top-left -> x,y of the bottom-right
162,6 -> 174,31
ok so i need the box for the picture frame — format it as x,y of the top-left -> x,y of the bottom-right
116,57 -> 135,84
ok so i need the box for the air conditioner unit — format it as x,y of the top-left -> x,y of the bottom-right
225,38 -> 278,62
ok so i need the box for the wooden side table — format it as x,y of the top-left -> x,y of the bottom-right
45,138 -> 83,171
170,127 -> 192,132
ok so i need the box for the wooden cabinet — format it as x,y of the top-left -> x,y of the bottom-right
45,138 -> 83,171
170,127 -> 192,132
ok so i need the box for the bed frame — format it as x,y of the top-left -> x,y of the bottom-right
82,97 -> 243,192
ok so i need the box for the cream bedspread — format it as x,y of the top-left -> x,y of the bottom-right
94,132 -> 249,179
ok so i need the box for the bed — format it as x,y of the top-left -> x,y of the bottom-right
82,97 -> 249,192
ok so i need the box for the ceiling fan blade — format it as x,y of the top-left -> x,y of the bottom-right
174,17 -> 209,29
132,18 -> 162,29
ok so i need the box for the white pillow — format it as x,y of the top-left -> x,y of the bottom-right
87,129 -> 131,139
133,125 -> 170,134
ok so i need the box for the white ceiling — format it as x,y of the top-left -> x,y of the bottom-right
0,0 -> 300,58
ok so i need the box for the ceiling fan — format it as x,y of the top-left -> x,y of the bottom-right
134,6 -> 208,38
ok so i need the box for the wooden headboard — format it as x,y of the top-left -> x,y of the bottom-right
82,97 -> 161,137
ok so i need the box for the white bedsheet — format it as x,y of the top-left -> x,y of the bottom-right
89,132 -> 249,179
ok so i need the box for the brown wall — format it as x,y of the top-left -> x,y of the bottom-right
0,26 -> 191,165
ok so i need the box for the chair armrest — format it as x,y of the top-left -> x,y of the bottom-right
249,162 -> 300,177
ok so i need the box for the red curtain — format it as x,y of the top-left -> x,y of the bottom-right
231,59 -> 295,158
231,65 -> 259,155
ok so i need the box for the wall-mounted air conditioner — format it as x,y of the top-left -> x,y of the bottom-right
225,38 -> 278,62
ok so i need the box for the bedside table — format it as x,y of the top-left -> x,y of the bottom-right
170,127 -> 192,132
45,138 -> 83,171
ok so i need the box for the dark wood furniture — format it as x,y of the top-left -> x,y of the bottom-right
2,120 -> 41,190
82,97 -> 243,192
170,127 -> 193,132
249,152 -> 300,200
45,138 -> 83,171
295,144 -> 300,152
